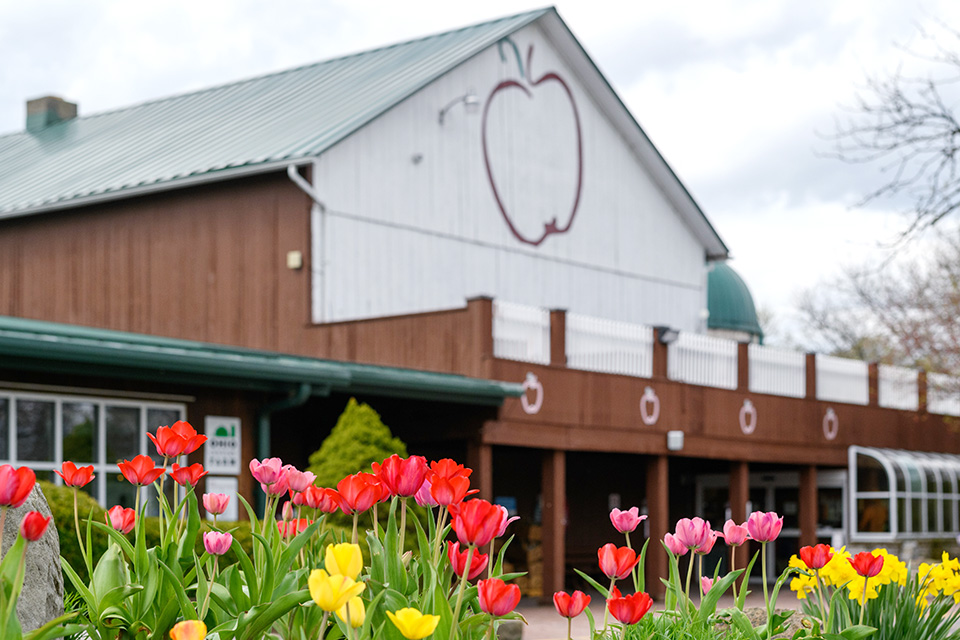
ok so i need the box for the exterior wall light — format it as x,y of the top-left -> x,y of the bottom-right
655,326 -> 680,345
666,430 -> 684,451
438,93 -> 480,125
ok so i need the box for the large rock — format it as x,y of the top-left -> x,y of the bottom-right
0,485 -> 64,632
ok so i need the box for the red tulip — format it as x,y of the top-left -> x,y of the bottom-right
848,551 -> 883,578
203,493 -> 230,516
478,578 -> 521,616
800,544 -> 833,570
450,498 -> 503,547
106,505 -> 136,534
56,461 -> 95,488
430,458 -> 472,481
430,474 -> 473,507
746,511 -> 783,543
278,518 -> 312,537
118,455 -> 165,486
553,590 -> 591,618
20,511 -> 50,541
170,420 -> 207,455
607,590 -> 652,625
447,541 -> 489,580
147,427 -> 189,458
372,454 -> 428,498
337,472 -> 382,514
0,465 -> 36,508
598,543 -> 639,580
169,463 -> 208,487
295,486 -> 342,513
610,507 -> 646,534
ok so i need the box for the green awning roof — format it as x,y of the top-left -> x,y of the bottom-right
0,316 -> 522,405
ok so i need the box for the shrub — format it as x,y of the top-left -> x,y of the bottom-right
307,397 -> 407,487
39,480 -> 109,586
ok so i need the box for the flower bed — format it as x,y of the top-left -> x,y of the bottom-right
0,423 -> 959,639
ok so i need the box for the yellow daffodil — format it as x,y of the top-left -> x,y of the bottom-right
336,596 -> 365,629
325,542 -> 363,580
386,607 -> 440,640
788,554 -> 816,599
308,569 -> 366,612
170,620 -> 207,640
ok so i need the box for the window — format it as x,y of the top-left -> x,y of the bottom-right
0,390 -> 185,507
849,446 -> 960,542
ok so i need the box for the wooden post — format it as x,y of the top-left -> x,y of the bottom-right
653,339 -> 668,380
541,449 -> 566,603
467,296 -> 495,371
466,439 -> 493,502
646,455 -> 669,600
919,370 -> 928,413
799,465 -> 818,547
729,461 -> 750,580
737,342 -> 750,391
868,363 -> 879,407
550,309 -> 567,367
805,353 -> 817,400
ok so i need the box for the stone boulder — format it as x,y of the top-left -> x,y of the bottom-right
0,485 -> 64,632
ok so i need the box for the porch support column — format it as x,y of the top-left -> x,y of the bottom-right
646,455 -> 669,600
541,449 -> 566,603
799,465 -> 818,547
466,439 -> 493,502
729,461 -> 750,574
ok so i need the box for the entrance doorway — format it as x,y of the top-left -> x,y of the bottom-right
695,469 -> 846,579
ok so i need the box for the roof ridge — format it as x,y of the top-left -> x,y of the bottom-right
0,6 -> 552,140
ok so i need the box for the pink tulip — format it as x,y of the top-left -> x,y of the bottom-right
203,531 -> 233,556
701,576 -> 715,593
203,493 -> 230,516
262,471 -> 290,497
674,517 -> 712,550
414,477 -> 439,507
285,467 -> 317,493
249,458 -> 284,486
694,530 -> 718,555
610,507 -> 646,534
495,504 -> 520,538
663,533 -> 688,556
721,519 -> 750,546
746,511 -> 783,543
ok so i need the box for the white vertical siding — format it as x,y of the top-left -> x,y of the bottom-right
566,313 -> 653,377
668,332 -> 738,389
928,373 -> 960,416
492,300 -> 550,364
878,365 -> 919,411
816,355 -> 869,405
312,22 -> 708,329
748,344 -> 805,398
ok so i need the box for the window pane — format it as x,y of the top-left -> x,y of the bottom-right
898,497 -> 907,533
819,487 -> 844,529
62,402 -> 98,464
913,499 -> 923,533
944,499 -> 954,533
775,487 -> 799,529
16,400 -> 54,462
105,406 -> 139,464
146,408 -> 182,464
0,398 -> 8,460
929,498 -> 939,532
857,498 -> 890,532
105,469 -> 138,510
857,454 -> 889,492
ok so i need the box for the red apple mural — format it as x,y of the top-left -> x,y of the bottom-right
482,41 -> 583,247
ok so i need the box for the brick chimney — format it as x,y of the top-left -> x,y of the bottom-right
26,96 -> 77,133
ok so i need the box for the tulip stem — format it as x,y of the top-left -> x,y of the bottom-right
729,548 -> 738,604
761,542 -> 772,640
317,610 -> 330,640
859,576 -> 868,626
352,512 -> 359,545
684,552 -> 695,608
698,555 -> 704,600
0,507 -> 6,556
567,617 -> 572,640
449,545 -> 475,640
72,488 -> 89,574
487,618 -> 496,640
399,497 -> 407,552
372,503 -> 380,540
815,570 -> 828,627
432,507 -> 448,566
199,556 -> 217,620
602,577 -> 616,631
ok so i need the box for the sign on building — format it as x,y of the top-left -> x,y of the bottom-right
204,416 -> 241,475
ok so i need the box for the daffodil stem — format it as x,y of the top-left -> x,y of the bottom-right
318,610 -> 330,640
449,545 -> 475,640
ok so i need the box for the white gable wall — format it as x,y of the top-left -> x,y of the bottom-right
312,22 -> 711,331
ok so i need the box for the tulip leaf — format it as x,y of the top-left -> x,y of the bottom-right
840,628 -> 877,640
60,556 -> 98,615
157,557 -> 197,620
230,534 -> 260,604
696,569 -> 743,624
251,531 -> 276,602
98,584 -> 143,612
236,588 -> 311,640
574,568 -> 610,598
432,582 -> 454,640
22,612 -> 83,640
737,550 -> 760,610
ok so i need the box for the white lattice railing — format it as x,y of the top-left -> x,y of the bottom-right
928,372 -> 960,416
492,301 -> 550,364
748,344 -> 805,398
816,355 -> 869,405
565,313 -> 653,378
878,364 -> 919,410
668,332 -> 738,389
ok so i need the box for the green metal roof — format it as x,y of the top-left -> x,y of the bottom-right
707,262 -> 763,339
0,8 -> 549,218
0,315 -> 522,405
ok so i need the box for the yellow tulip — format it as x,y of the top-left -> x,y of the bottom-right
386,608 -> 440,640
325,542 -> 363,580
336,596 -> 365,629
308,569 -> 366,612
170,620 -> 207,640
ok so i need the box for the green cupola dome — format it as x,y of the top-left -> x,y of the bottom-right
707,262 -> 763,342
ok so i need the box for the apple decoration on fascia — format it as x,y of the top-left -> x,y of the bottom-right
481,38 -> 584,248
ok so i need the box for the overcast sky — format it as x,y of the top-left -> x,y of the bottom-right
3,1 -> 958,345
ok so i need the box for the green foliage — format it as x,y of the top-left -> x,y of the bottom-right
38,481 -> 109,588
308,398 -> 407,487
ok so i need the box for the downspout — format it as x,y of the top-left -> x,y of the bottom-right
255,382 -> 311,514
287,163 -> 327,323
